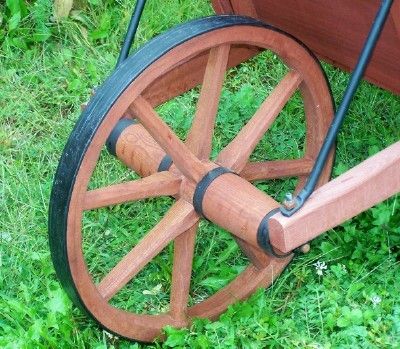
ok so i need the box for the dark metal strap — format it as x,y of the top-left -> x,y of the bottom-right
257,208 -> 292,258
106,118 -> 137,156
193,167 -> 233,218
158,155 -> 173,172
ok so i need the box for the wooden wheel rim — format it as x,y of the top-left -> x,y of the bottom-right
49,16 -> 334,342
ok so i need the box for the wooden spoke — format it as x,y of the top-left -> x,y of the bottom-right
83,172 -> 182,211
216,71 -> 302,172
98,200 -> 199,301
169,223 -> 198,321
235,237 -> 270,269
130,96 -> 207,182
186,44 -> 230,159
241,158 -> 314,182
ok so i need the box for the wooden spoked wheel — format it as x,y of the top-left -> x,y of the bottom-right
49,16 -> 334,342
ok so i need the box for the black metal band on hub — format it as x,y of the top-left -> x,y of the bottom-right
193,167 -> 233,218
106,118 -> 137,156
257,208 -> 292,258
157,155 -> 173,172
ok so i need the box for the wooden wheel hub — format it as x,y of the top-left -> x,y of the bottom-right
49,16 -> 335,342
109,120 -> 280,251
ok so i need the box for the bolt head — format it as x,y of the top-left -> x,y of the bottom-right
284,192 -> 293,201
299,243 -> 311,254
283,192 -> 296,210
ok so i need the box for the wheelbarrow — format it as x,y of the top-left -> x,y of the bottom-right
48,0 -> 400,342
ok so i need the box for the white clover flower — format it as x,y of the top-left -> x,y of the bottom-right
313,261 -> 327,276
0,232 -> 12,242
371,295 -> 382,308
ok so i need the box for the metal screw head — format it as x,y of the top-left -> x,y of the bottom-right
283,192 -> 296,210
284,192 -> 293,202
299,243 -> 311,254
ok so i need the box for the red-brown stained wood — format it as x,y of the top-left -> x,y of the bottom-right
214,0 -> 400,95
115,123 -> 166,177
169,224 -> 198,322
241,158 -> 314,182
393,1 -> 400,39
142,46 -> 260,107
235,237 -> 271,269
186,44 -> 230,159
230,0 -> 258,18
83,172 -> 181,210
131,96 -> 207,183
211,0 -> 233,14
98,200 -> 199,300
201,172 -> 280,247
217,70 -> 302,172
269,141 -> 400,253
188,257 -> 291,319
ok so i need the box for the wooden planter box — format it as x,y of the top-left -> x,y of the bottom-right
213,0 -> 400,95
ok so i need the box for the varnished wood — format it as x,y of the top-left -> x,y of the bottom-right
131,96 -> 207,183
83,172 -> 181,210
214,0 -> 400,95
186,44 -> 230,159
169,223 -> 197,321
201,172 -> 280,247
235,237 -> 271,269
230,0 -> 258,18
393,0 -> 400,39
241,158 -> 314,182
115,123 -> 167,177
269,141 -> 400,253
217,71 -> 302,172
143,46 -> 260,108
98,200 -> 199,300
211,0 -> 233,14
188,257 -> 291,319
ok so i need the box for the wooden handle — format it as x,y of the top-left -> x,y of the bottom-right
269,141 -> 400,253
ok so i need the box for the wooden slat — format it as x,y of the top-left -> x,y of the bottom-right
241,158 -> 314,182
392,0 -> 400,39
217,71 -> 302,172
225,0 -> 400,95
269,141 -> 400,253
186,44 -> 230,160
131,96 -> 207,182
98,200 -> 199,300
83,172 -> 181,210
230,0 -> 258,17
211,0 -> 234,14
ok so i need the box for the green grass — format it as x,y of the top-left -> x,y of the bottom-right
1,0 -> 400,348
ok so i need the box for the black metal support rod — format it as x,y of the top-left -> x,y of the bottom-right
116,0 -> 147,67
281,0 -> 394,217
